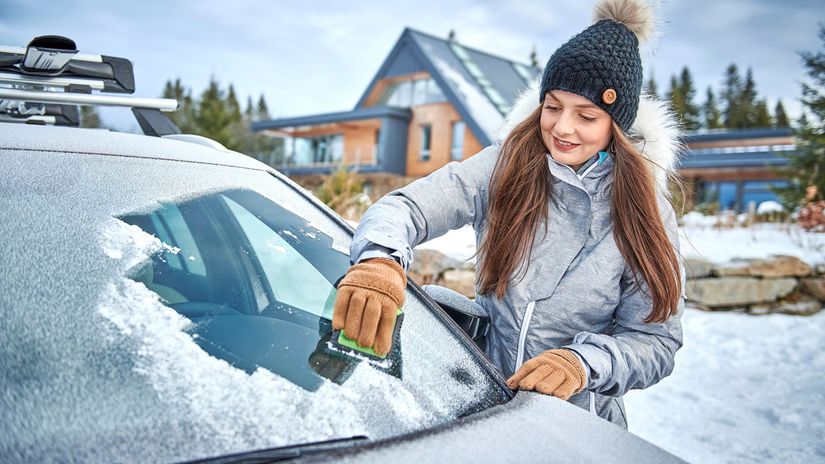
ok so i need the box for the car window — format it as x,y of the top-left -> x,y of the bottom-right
223,195 -> 335,317
120,189 -> 355,391
0,148 -> 509,463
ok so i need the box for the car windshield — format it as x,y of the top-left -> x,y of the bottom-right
0,147 -> 508,463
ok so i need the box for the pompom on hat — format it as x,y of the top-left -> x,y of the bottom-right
539,0 -> 654,131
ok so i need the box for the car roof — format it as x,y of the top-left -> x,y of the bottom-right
0,123 -> 271,172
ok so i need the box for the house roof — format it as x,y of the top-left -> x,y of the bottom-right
254,28 -> 540,145
678,127 -> 796,169
251,106 -> 411,131
354,28 -> 541,146
683,127 -> 794,144
680,146 -> 793,169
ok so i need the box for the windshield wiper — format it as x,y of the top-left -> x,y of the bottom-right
185,435 -> 370,463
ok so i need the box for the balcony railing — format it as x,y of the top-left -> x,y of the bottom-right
256,148 -> 379,171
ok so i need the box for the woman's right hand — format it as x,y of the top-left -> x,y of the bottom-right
332,258 -> 407,356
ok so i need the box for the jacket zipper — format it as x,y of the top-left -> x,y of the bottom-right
516,300 -> 598,416
514,300 -> 536,369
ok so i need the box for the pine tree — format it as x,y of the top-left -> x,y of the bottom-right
256,94 -> 270,120
79,106 -> 102,128
161,78 -> 195,132
722,64 -> 744,128
193,76 -> 236,149
775,100 -> 790,128
678,67 -> 701,130
529,44 -> 538,68
643,73 -> 659,98
740,68 -> 759,127
799,112 -> 809,128
666,74 -> 684,125
702,86 -> 723,129
226,84 -> 242,121
244,95 -> 254,119
753,99 -> 773,128
774,25 -> 825,210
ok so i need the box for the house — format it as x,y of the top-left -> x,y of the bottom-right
680,128 -> 795,212
253,27 -> 796,211
252,27 -> 541,195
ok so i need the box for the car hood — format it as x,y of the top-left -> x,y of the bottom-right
296,392 -> 684,463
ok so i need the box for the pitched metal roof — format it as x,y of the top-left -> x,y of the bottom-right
679,127 -> 797,169
251,106 -> 411,131
354,28 -> 542,146
679,146 -> 793,169
683,127 -> 794,143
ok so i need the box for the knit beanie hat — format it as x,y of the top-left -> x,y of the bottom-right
539,0 -> 654,131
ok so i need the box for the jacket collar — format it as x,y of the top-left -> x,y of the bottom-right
547,151 -> 615,198
496,78 -> 683,197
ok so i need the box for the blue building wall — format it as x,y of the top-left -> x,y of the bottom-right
377,115 -> 409,175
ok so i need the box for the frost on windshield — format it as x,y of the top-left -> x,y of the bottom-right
97,217 -> 501,457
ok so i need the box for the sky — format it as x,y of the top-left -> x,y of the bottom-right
1,0 -> 822,132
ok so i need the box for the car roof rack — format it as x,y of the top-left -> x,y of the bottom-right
0,35 -> 180,136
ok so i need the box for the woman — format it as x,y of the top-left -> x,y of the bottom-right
332,0 -> 684,428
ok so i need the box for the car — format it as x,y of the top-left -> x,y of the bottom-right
0,36 -> 683,463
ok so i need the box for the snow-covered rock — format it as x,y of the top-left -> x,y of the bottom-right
747,255 -> 813,278
801,277 -> 825,301
686,277 -> 797,307
757,200 -> 785,215
685,257 -> 713,279
712,259 -> 752,277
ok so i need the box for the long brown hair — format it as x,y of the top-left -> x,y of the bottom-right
477,105 -> 681,323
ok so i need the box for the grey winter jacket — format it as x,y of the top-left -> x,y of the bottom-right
350,92 -> 686,428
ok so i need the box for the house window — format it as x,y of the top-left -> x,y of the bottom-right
377,78 -> 446,107
290,134 -> 343,166
451,121 -> 465,161
420,124 -> 432,161
742,180 -> 789,210
698,181 -> 738,211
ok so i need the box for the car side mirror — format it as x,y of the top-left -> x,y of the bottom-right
423,285 -> 489,351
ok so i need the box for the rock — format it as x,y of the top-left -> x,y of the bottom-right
817,264 -> 825,276
408,271 -> 434,286
685,257 -> 713,279
747,255 -> 812,278
746,304 -> 774,315
773,294 -> 823,316
713,259 -> 753,277
686,277 -> 798,307
800,278 -> 825,301
438,269 -> 476,299
411,249 -> 461,279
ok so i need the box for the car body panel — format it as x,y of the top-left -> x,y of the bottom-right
299,392 -> 684,463
0,125 -> 681,463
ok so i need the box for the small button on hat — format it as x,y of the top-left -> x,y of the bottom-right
602,89 -> 617,105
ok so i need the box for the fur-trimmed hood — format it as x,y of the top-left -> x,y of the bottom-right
495,77 -> 683,195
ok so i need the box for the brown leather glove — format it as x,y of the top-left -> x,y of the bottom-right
506,349 -> 587,400
332,258 -> 407,356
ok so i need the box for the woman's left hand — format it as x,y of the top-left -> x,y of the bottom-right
506,349 -> 587,400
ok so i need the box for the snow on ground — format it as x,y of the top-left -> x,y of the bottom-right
625,308 -> 825,463
413,223 -> 825,268
415,225 -> 478,263
411,222 -> 825,463
679,223 -> 825,266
